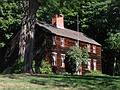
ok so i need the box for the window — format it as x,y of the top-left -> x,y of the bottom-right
52,36 -> 56,45
87,59 -> 91,71
93,45 -> 96,53
61,37 -> 64,47
76,62 -> 82,75
52,52 -> 57,66
87,44 -> 91,52
93,59 -> 97,70
75,41 -> 79,46
61,54 -> 65,67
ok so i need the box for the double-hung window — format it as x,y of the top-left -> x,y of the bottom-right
93,59 -> 97,70
93,45 -> 96,53
61,54 -> 65,67
87,59 -> 91,71
52,36 -> 56,45
52,52 -> 57,66
61,37 -> 64,47
87,44 -> 91,52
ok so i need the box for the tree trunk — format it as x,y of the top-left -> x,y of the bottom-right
19,0 -> 40,73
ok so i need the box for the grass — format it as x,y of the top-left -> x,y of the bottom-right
0,74 -> 120,90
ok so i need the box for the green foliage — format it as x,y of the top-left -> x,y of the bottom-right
0,42 -> 5,48
66,46 -> 83,63
106,33 -> 120,50
106,33 -> 120,75
12,57 -> 24,74
66,45 -> 89,64
85,70 -> 107,76
65,45 -> 89,74
37,0 -> 111,31
0,0 -> 22,48
40,60 -> 52,74
82,47 -> 89,64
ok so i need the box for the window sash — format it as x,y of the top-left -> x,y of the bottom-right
52,52 -> 57,66
93,59 -> 97,70
87,44 -> 91,52
93,45 -> 96,53
52,36 -> 56,45
87,59 -> 91,70
61,38 -> 64,47
61,54 -> 65,67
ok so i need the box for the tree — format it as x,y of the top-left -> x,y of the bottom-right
19,0 -> 63,73
65,45 -> 89,75
0,0 -> 65,73
0,0 -> 21,48
106,33 -> 120,75
0,0 -> 22,73
19,0 -> 42,73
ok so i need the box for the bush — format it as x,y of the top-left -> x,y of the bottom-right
40,60 -> 52,74
65,56 -> 76,75
85,70 -> 107,76
65,46 -> 89,75
12,57 -> 24,74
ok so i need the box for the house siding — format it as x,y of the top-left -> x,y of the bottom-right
35,26 -> 102,75
49,35 -> 102,74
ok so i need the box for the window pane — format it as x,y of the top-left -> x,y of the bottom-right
93,45 -> 96,53
93,59 -> 97,70
52,36 -> 56,45
87,44 -> 91,52
61,38 -> 64,47
87,59 -> 91,70
61,54 -> 65,67
52,52 -> 57,66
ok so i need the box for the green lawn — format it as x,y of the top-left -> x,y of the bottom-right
0,74 -> 120,90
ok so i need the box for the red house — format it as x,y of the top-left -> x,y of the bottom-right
34,14 -> 102,75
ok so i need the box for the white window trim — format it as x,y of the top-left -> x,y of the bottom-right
52,52 -> 57,66
93,59 -> 97,70
76,62 -> 82,75
75,41 -> 79,46
93,45 -> 96,53
52,36 -> 56,45
61,37 -> 64,47
87,59 -> 91,71
61,54 -> 65,67
87,44 -> 91,52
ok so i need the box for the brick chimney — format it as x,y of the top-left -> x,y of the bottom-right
52,14 -> 64,29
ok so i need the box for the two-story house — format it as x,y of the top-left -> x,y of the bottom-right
34,14 -> 102,75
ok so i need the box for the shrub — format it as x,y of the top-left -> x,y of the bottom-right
65,56 -> 76,75
85,70 -> 107,76
65,45 -> 89,75
12,57 -> 24,74
40,60 -> 52,74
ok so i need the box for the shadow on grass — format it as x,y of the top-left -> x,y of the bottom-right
32,74 -> 120,80
29,74 -> 120,90
30,79 -> 46,85
1,74 -> 120,90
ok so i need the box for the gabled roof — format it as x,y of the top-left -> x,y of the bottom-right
36,22 -> 101,46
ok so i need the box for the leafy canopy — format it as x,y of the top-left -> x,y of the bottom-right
0,0 -> 21,47
106,33 -> 120,50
